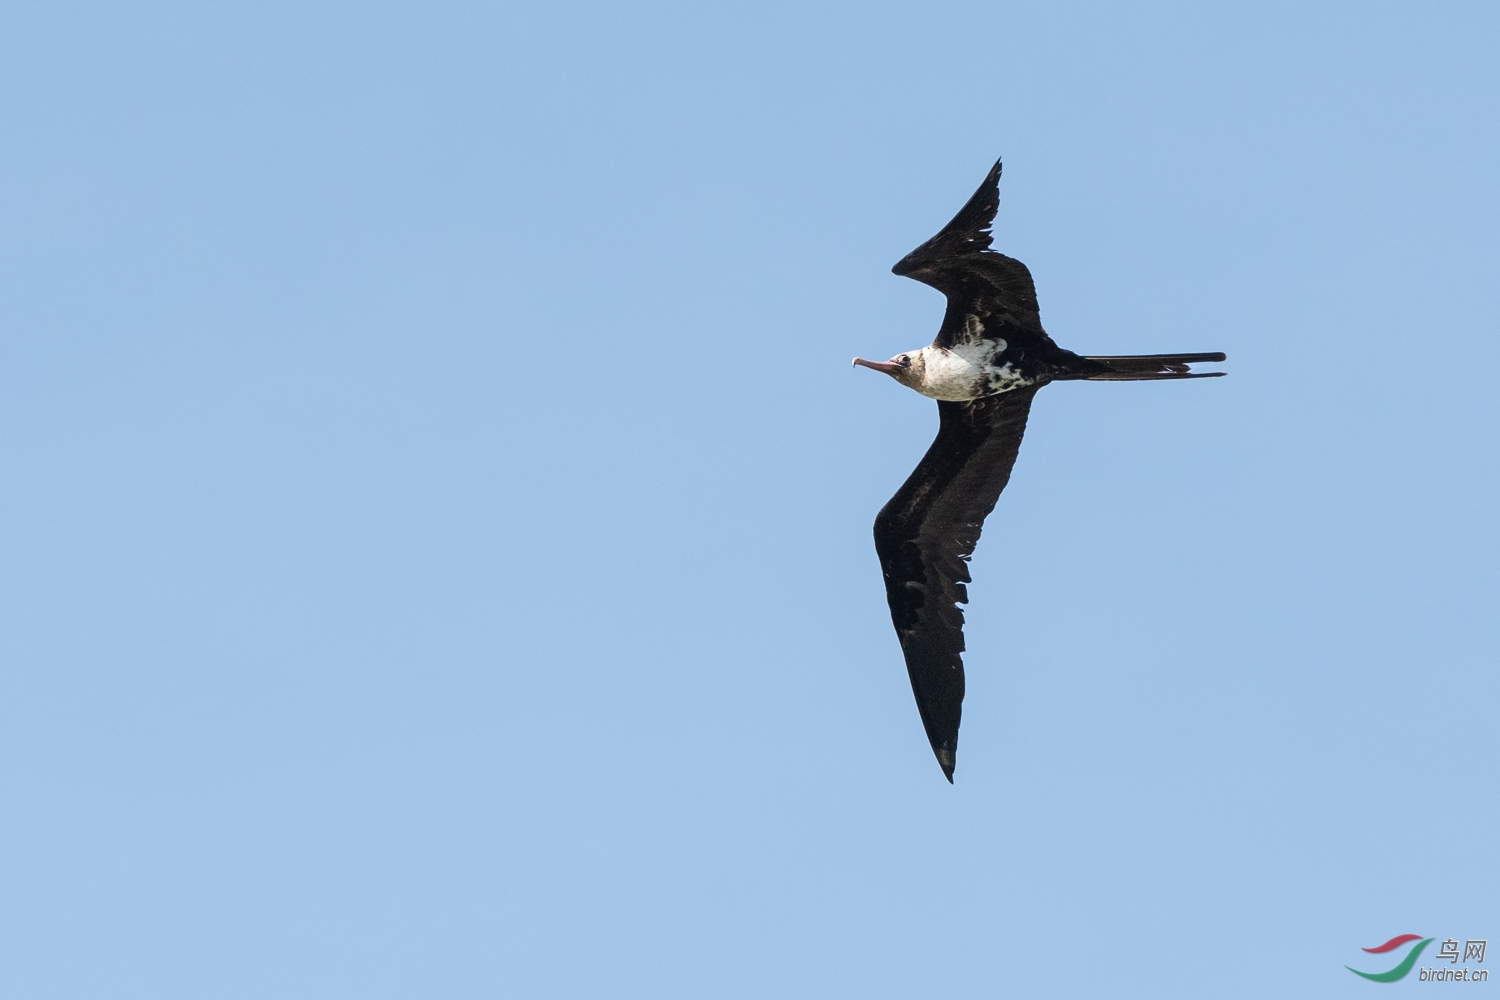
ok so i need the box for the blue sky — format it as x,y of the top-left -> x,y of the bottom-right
1,2 -> 1496,997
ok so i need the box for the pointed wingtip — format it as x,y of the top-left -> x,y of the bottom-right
980,157 -> 1002,190
893,158 -> 1005,276
937,747 -> 956,783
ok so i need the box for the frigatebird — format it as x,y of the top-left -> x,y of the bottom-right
855,160 -> 1224,782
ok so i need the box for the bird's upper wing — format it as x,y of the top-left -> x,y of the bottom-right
891,160 -> 1052,349
872,387 -> 1041,781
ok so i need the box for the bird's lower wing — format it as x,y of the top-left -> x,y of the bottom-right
872,388 -> 1041,781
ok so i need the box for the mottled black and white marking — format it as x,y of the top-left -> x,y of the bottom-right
854,160 -> 1225,782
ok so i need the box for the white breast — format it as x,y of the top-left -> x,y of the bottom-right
917,341 -> 1029,401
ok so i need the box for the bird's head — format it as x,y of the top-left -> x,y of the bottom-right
852,349 -> 926,390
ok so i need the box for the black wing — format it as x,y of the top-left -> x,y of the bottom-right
872,387 -> 1042,782
892,159 -> 1053,349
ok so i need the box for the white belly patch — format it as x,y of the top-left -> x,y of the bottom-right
918,342 -> 1032,400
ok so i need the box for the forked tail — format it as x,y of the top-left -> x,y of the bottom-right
1078,352 -> 1226,381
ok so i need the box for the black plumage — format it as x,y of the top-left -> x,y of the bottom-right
863,160 -> 1225,782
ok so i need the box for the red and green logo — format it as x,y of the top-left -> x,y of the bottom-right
1347,934 -> 1433,982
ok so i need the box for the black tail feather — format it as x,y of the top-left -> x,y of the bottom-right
1076,352 -> 1226,381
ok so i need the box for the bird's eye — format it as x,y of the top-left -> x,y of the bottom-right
897,355 -> 911,367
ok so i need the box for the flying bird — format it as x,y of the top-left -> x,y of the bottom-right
855,160 -> 1224,782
